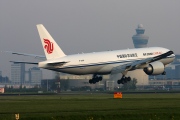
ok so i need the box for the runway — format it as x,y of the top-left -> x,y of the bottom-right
1,91 -> 180,96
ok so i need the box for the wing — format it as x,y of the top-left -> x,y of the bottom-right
4,51 -> 46,60
111,50 -> 174,75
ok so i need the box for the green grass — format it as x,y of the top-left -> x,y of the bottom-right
0,93 -> 180,120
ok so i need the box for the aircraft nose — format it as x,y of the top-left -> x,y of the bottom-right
166,50 -> 175,63
167,50 -> 174,56
172,54 -> 175,60
169,51 -> 175,62
170,50 -> 175,58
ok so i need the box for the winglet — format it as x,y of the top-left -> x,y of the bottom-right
36,24 -> 66,60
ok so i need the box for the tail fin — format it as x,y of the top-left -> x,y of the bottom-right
36,24 -> 66,60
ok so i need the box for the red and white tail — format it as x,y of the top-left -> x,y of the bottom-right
36,24 -> 66,60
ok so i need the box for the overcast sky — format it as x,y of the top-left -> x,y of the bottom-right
0,0 -> 180,78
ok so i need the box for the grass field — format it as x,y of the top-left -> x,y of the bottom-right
0,93 -> 180,120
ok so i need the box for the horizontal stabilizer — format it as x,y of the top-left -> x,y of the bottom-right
10,61 -> 38,65
4,51 -> 45,60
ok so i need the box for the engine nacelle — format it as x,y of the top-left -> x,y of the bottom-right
143,61 -> 165,75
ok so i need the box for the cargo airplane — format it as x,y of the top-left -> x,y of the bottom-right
9,24 -> 175,84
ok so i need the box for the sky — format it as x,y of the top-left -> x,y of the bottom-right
0,0 -> 180,79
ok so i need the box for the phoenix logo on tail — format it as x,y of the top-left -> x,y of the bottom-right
44,39 -> 54,54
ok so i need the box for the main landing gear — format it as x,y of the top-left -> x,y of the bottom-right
89,74 -> 102,84
117,75 -> 131,84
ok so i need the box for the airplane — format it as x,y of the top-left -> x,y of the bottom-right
9,24 -> 175,84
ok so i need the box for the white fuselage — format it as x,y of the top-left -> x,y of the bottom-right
38,47 -> 175,75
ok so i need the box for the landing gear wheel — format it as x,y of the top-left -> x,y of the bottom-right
99,76 -> 103,81
89,79 -> 92,84
124,78 -> 127,83
117,76 -> 131,84
127,77 -> 131,81
95,78 -> 99,82
89,75 -> 103,84
117,80 -> 121,84
121,78 -> 125,84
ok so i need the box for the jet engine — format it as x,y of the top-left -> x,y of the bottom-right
143,61 -> 165,75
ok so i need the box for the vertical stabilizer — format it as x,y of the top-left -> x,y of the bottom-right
36,24 -> 66,60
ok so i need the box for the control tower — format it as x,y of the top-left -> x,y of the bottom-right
132,24 -> 149,48
128,24 -> 149,86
